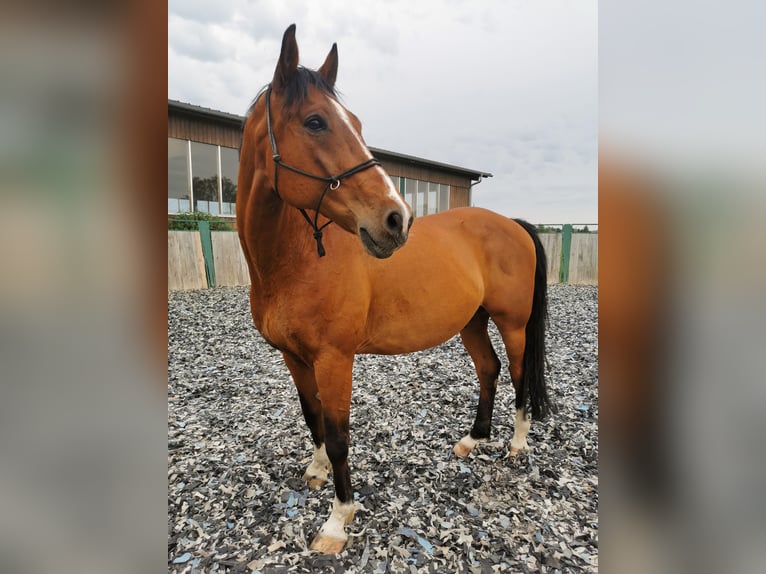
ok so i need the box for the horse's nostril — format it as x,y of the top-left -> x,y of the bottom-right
386,211 -> 403,233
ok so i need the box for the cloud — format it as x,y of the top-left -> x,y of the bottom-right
168,0 -> 235,24
168,17 -> 230,64
168,0 -> 598,223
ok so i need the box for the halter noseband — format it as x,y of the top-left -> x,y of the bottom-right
264,85 -> 381,257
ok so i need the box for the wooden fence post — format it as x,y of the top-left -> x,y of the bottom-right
559,224 -> 573,284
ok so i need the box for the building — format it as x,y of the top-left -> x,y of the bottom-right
168,100 -> 492,222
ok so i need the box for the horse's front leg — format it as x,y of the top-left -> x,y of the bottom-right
282,352 -> 330,489
308,350 -> 355,554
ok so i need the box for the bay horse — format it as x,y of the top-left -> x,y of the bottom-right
237,24 -> 552,554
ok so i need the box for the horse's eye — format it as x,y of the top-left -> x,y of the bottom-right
304,115 -> 326,132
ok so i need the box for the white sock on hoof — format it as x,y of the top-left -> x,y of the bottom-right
317,497 -> 355,541
305,444 -> 330,481
510,408 -> 531,452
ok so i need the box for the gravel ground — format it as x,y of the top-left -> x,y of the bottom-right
168,285 -> 598,573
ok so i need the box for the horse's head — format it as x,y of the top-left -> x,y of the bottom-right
258,24 -> 412,259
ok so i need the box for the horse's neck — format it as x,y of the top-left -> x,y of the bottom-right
246,181 -> 313,286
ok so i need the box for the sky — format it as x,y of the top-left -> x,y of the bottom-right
168,0 -> 597,224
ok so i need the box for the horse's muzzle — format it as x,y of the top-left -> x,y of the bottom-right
359,210 -> 411,259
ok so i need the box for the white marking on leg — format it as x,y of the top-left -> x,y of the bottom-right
317,496 -> 355,542
304,443 -> 330,484
454,434 -> 486,457
510,408 -> 531,454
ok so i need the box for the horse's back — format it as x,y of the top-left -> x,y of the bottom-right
420,207 -> 535,248
409,207 -> 537,283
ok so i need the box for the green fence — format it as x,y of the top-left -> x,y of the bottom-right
168,217 -> 238,289
537,223 -> 598,284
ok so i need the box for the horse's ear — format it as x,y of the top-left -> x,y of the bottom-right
273,24 -> 299,93
318,43 -> 338,88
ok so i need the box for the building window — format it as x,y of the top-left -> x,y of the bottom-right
220,147 -> 238,215
418,180 -> 435,217
405,178 -> 417,214
168,138 -> 190,214
440,183 -> 450,211
396,177 -> 452,216
389,175 -> 400,196
168,138 -> 238,216
191,142 -> 219,215
427,182 -> 439,215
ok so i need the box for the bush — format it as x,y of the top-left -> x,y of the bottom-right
168,212 -> 234,231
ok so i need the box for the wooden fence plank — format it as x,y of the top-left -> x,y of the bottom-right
212,232 -> 250,287
539,234 -> 562,284
168,231 -> 206,290
569,234 -> 598,285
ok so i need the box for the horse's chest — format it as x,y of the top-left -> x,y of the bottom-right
251,278 -> 360,357
254,298 -> 311,355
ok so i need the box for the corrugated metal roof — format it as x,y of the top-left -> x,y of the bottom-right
168,99 -> 492,181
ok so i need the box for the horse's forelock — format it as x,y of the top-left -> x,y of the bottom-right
245,69 -> 337,122
282,67 -> 337,108
242,69 -> 338,143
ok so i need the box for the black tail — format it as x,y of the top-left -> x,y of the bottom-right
513,219 -> 553,420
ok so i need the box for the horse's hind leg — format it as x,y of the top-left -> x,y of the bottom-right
454,308 -> 502,457
494,322 -> 531,456
282,352 -> 330,489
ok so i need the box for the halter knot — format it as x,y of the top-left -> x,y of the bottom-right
313,230 -> 326,257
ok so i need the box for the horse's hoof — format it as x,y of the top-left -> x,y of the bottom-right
309,533 -> 347,554
453,441 -> 473,458
509,443 -> 529,457
303,473 -> 327,490
453,434 -> 481,458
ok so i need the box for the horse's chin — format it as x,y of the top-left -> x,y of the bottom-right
359,228 -> 399,259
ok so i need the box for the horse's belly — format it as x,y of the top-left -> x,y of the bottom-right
359,293 -> 480,355
360,241 -> 485,354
